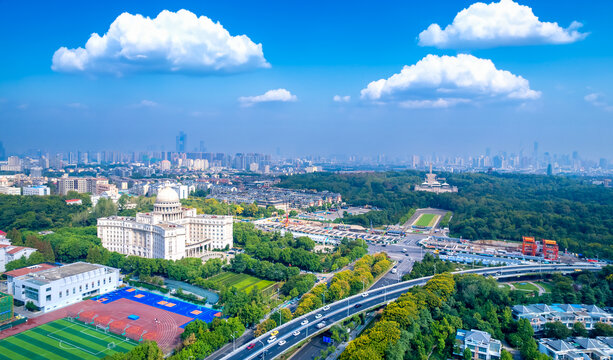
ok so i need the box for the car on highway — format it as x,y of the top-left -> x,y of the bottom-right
354,303 -> 362,308
317,321 -> 326,329
301,319 -> 309,326
391,268 -> 397,274
323,305 -> 330,311
278,340 -> 286,346
247,343 -> 256,350
267,336 -> 277,344
315,313 -> 322,319
361,292 -> 369,297
270,330 -> 279,336
293,330 -> 300,336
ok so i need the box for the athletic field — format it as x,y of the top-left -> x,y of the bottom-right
0,318 -> 136,360
414,213 -> 438,227
208,272 -> 275,295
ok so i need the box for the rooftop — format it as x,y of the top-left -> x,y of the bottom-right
4,263 -> 57,278
26,262 -> 103,282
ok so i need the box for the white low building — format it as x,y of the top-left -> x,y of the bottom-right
0,244 -> 37,272
0,186 -> 21,195
23,185 -> 51,196
9,262 -> 120,312
97,187 -> 233,260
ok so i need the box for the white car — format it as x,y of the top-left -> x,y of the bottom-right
323,305 -> 330,311
293,330 -> 300,336
315,314 -> 322,319
267,336 -> 277,344
361,292 -> 369,298
278,340 -> 286,346
301,319 -> 309,326
317,322 -> 326,329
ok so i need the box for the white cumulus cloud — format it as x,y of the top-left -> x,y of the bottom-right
239,89 -> 297,107
333,95 -> 351,103
418,0 -> 588,48
585,93 -> 613,112
52,9 -> 269,75
360,54 -> 540,108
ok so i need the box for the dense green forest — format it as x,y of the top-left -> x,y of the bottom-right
0,192 -> 91,231
278,171 -> 613,259
233,222 -> 368,272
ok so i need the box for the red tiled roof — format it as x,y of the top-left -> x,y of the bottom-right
0,230 -> 6,236
4,263 -> 57,278
65,199 -> 81,203
6,246 -> 33,255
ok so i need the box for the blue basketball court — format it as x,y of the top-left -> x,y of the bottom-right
92,287 -> 221,327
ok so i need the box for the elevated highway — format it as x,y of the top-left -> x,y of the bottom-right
217,263 -> 601,360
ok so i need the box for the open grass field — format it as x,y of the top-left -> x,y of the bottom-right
414,213 -> 438,227
0,318 -> 137,360
512,282 -> 539,292
208,272 -> 275,295
534,281 -> 553,293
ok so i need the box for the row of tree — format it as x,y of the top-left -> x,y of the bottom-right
294,253 -> 392,316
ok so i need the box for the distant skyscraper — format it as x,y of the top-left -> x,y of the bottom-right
199,140 -> 206,153
0,141 -> 5,161
176,131 -> 187,153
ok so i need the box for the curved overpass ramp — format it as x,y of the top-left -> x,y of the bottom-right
217,263 -> 600,360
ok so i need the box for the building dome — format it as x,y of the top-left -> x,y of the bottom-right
156,187 -> 179,204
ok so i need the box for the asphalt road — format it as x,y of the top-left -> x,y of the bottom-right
233,286 -> 420,360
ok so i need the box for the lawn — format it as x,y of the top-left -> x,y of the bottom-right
414,213 -> 438,227
534,281 -> 553,293
208,272 -> 275,295
513,282 -> 539,292
0,318 -> 137,360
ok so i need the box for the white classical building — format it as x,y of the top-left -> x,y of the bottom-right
97,187 -> 233,260
8,262 -> 120,312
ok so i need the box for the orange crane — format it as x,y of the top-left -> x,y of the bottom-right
521,236 -> 538,256
542,239 -> 559,260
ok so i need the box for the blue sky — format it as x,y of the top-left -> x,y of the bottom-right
1,0 -> 612,159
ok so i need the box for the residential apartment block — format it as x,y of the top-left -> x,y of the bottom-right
539,337 -> 613,360
454,329 -> 502,360
512,304 -> 613,333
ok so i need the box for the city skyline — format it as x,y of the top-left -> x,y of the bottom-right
1,1 -> 613,158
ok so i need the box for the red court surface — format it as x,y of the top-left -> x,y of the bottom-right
0,298 -> 191,352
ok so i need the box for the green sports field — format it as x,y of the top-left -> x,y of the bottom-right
0,318 -> 137,360
208,272 -> 275,294
414,213 -> 438,227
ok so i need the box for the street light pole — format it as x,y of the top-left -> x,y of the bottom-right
257,339 -> 265,360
